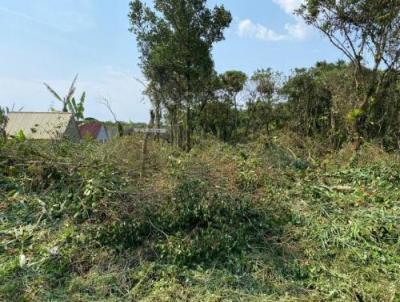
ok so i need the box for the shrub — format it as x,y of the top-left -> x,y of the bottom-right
96,178 -> 271,267
154,179 -> 268,266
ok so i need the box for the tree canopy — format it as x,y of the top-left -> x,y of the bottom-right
297,0 -> 400,139
129,0 -> 232,150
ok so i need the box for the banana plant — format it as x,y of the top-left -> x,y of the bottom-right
67,92 -> 86,121
44,74 -> 86,120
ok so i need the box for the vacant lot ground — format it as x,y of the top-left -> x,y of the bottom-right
1,136 -> 399,301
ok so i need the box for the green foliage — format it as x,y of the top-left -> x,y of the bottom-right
347,108 -> 365,122
126,0 -> 400,148
220,70 -> 248,100
154,179 -> 268,266
0,106 -> 7,142
14,130 -> 26,142
251,68 -> 280,101
282,63 -> 332,136
129,0 -> 232,150
198,97 -> 237,141
3,0 -> 400,298
67,91 -> 86,121
298,0 -> 400,138
1,137 -> 400,301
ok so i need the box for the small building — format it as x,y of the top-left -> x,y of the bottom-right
125,128 -> 167,135
5,112 -> 80,141
79,122 -> 109,142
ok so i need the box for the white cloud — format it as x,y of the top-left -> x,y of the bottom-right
272,0 -> 304,14
284,21 -> 309,40
238,19 -> 286,41
272,0 -> 310,40
238,18 -> 310,42
237,0 -> 312,42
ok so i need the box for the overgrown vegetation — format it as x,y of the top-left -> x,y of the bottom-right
1,136 -> 399,301
2,0 -> 400,300
128,0 -> 400,151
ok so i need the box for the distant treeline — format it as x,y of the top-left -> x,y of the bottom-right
129,0 -> 400,150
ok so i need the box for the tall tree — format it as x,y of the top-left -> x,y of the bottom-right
297,0 -> 400,140
129,0 -> 232,150
220,70 -> 247,130
282,63 -> 337,138
246,69 -> 281,135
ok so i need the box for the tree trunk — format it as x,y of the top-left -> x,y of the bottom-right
186,104 -> 191,151
141,110 -> 155,178
62,102 -> 68,113
234,93 -> 238,132
178,122 -> 184,149
170,117 -> 175,146
117,122 -> 124,137
155,102 -> 162,141
354,82 -> 378,142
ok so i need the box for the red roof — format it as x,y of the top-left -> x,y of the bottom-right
79,122 -> 103,139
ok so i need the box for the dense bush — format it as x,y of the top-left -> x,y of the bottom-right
154,179 -> 269,266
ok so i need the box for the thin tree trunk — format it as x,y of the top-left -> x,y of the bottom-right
170,117 -> 174,146
186,102 -> 191,151
141,110 -> 155,178
155,101 -> 162,141
234,94 -> 238,132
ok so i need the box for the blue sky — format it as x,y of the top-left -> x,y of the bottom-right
0,0 -> 344,122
